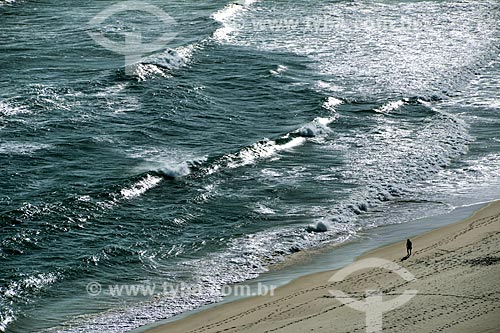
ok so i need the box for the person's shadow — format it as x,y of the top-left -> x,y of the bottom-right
400,254 -> 411,261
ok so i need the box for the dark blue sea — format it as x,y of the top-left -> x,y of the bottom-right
1,0 -> 499,332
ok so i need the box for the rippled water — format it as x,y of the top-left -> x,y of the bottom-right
1,0 -> 499,332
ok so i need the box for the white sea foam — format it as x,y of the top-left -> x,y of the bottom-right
77,195 -> 92,202
1,272 -> 59,332
270,64 -> 288,76
131,0 -> 260,79
255,203 -> 275,215
212,25 -> 236,42
297,121 -> 332,137
0,312 -> 14,333
322,96 -> 343,111
205,110 -> 339,175
223,1 -> 499,99
425,153 -> 500,198
211,1 -> 259,42
156,162 -> 191,178
118,154 -> 195,199
212,3 -> 243,42
124,0 -> 257,80
296,100 -> 339,138
133,63 -> 171,81
131,46 -> 194,80
309,105 -> 471,232
374,99 -> 406,113
315,117 -> 335,126
0,101 -> 30,117
128,147 -> 205,178
225,137 -> 306,170
278,136 -> 307,150
213,3 -> 243,23
175,44 -> 197,63
120,175 -> 162,200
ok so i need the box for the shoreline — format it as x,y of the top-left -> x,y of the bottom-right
140,200 -> 500,333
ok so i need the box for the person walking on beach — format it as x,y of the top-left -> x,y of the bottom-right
406,239 -> 412,256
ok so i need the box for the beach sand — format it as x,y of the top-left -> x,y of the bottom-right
145,201 -> 500,333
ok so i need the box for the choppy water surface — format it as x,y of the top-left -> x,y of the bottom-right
0,0 -> 499,332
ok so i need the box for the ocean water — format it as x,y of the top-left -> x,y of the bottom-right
1,0 -> 499,332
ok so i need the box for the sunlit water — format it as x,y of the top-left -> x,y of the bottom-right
0,0 -> 499,332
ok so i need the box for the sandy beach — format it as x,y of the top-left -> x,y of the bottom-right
145,201 -> 500,333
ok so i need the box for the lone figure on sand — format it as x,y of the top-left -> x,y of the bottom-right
406,239 -> 412,256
